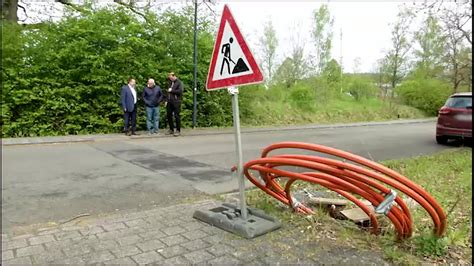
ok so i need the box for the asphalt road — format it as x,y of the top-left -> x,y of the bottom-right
1,121 -> 460,231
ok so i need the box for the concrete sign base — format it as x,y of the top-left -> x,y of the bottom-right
193,203 -> 281,239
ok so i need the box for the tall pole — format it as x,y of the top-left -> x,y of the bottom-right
340,28 -> 343,94
229,87 -> 248,220
192,0 -> 198,128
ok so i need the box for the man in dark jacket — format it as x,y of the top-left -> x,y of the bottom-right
121,78 -> 138,136
143,78 -> 164,135
166,72 -> 183,136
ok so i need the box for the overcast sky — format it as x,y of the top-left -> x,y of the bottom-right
214,1 -> 409,73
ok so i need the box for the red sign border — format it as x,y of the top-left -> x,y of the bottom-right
206,5 -> 264,91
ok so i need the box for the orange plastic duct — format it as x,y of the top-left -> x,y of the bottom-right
236,142 -> 446,239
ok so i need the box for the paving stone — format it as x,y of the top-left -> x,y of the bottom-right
157,245 -> 189,259
37,229 -> 61,236
162,226 -> 187,236
10,234 -> 34,241
28,234 -> 56,245
52,256 -> 85,264
161,235 -> 188,246
2,256 -> 33,265
16,244 -> 45,257
83,250 -> 116,264
2,250 -> 14,261
202,234 -> 225,245
131,251 -> 164,264
80,226 -> 105,236
163,255 -> 191,264
119,226 -> 147,235
121,212 -> 144,222
207,244 -> 235,257
200,225 -> 224,235
103,257 -> 137,264
163,218 -> 185,227
179,214 -> 196,222
110,245 -> 142,258
139,230 -> 166,241
102,222 -> 127,232
70,234 -> 99,245
90,239 -> 119,251
182,221 -> 206,231
31,248 -> 64,264
60,225 -> 83,232
208,255 -> 242,265
2,239 -> 28,250
116,235 -> 142,246
137,239 -> 166,252
124,219 -> 149,228
109,213 -> 143,224
54,230 -> 82,241
97,231 -> 128,240
181,239 -> 211,251
62,243 -> 93,257
183,250 -> 215,264
44,238 -> 73,250
232,250 -> 260,263
182,229 -> 209,241
227,239 -> 249,248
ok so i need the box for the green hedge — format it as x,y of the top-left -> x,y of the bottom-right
1,7 -> 235,137
396,78 -> 452,116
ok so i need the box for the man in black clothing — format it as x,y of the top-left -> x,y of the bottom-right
166,72 -> 183,137
142,78 -> 164,135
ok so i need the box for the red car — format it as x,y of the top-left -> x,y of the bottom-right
436,92 -> 472,144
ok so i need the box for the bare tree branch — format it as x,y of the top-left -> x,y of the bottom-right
17,3 -> 28,22
55,0 -> 90,14
114,0 -> 150,24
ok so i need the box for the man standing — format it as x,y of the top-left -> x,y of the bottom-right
121,78 -> 138,136
166,72 -> 183,137
142,78 -> 163,135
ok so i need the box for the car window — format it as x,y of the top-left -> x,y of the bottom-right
446,96 -> 472,108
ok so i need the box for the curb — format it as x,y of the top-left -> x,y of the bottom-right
2,118 -> 436,146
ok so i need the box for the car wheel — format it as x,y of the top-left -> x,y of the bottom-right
436,136 -> 448,145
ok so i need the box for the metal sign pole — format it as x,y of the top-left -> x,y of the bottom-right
229,86 -> 248,220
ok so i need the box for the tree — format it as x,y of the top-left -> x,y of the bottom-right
2,0 -> 19,22
440,3 -> 471,92
311,4 -> 334,75
322,59 -> 342,86
413,13 -> 445,77
352,57 -> 362,74
384,8 -> 414,89
457,47 -> 472,91
420,0 -> 471,45
414,0 -> 472,92
258,19 -> 278,82
272,22 -> 307,88
1,5 -> 226,137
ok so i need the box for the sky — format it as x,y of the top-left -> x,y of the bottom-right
214,1 -> 408,73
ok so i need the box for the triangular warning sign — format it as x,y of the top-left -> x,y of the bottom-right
206,5 -> 264,91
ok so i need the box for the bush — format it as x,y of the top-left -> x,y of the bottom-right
346,76 -> 378,101
289,83 -> 317,111
396,78 -> 451,116
1,7 -> 234,137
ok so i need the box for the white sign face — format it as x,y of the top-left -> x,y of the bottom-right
211,21 -> 254,81
206,4 -> 263,91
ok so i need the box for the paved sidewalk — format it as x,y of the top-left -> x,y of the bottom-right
1,118 -> 436,146
1,198 -> 388,265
